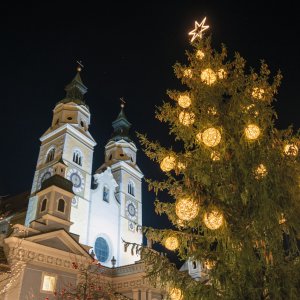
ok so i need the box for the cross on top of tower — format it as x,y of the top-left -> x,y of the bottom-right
120,97 -> 126,108
76,60 -> 84,72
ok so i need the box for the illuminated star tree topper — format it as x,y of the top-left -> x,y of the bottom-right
189,17 -> 209,42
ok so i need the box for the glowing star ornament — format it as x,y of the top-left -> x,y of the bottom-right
165,237 -> 179,251
189,17 -> 209,42
203,209 -> 224,230
178,95 -> 191,108
201,68 -> 217,85
179,111 -> 195,126
176,197 -> 199,221
160,156 -> 176,172
198,127 -> 221,147
244,124 -> 261,140
284,144 -> 298,156
254,164 -> 268,179
169,288 -> 183,300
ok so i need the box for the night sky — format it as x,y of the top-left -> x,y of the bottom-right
0,1 -> 299,230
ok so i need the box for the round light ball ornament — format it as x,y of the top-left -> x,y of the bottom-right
175,197 -> 199,221
198,127 -> 221,147
169,288 -> 183,300
196,50 -> 205,60
203,209 -> 224,230
284,144 -> 298,157
178,95 -> 191,108
160,156 -> 176,172
183,68 -> 193,78
201,68 -> 217,85
164,237 -> 179,251
254,164 -> 268,179
179,111 -> 195,126
244,124 -> 261,140
252,87 -> 265,100
217,68 -> 227,79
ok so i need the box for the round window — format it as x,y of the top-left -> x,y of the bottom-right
94,237 -> 109,262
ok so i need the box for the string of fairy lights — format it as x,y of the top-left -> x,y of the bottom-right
156,17 -> 299,300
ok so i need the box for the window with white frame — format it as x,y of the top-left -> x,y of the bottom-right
46,148 -> 55,163
103,185 -> 109,202
73,149 -> 83,166
128,180 -> 135,196
41,273 -> 57,292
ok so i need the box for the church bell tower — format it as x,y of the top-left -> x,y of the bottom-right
25,67 -> 96,244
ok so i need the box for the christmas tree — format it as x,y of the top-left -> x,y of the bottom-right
135,18 -> 300,299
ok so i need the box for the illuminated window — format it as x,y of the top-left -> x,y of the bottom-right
41,198 -> 47,212
73,149 -> 83,166
128,180 -> 135,196
46,148 -> 55,163
94,237 -> 109,262
57,199 -> 65,212
103,186 -> 109,202
41,273 -> 57,292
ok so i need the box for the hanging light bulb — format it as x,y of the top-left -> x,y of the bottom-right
284,144 -> 298,156
183,68 -> 193,78
169,288 -> 183,300
178,95 -> 191,108
203,209 -> 224,230
197,128 -> 221,147
211,151 -> 221,161
160,156 -> 176,172
252,87 -> 265,100
176,197 -> 199,221
201,68 -> 217,85
196,50 -> 205,60
244,124 -> 261,140
179,111 -> 195,126
217,68 -> 227,79
164,236 -> 179,251
254,164 -> 268,179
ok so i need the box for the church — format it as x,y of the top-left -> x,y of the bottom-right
0,70 -> 168,299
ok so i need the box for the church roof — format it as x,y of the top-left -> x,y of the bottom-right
110,107 -> 132,142
41,175 -> 74,193
57,71 -> 89,108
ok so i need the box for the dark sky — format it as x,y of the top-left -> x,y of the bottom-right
0,1 -> 299,229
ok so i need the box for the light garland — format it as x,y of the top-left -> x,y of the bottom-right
196,50 -> 205,60
211,151 -> 221,161
217,68 -> 227,79
284,144 -> 298,156
207,106 -> 217,115
169,288 -> 183,300
244,124 -> 261,140
254,164 -> 268,179
160,156 -> 176,172
164,236 -> 179,251
203,209 -> 224,230
176,197 -> 199,221
179,111 -> 195,126
252,87 -> 265,100
178,95 -> 191,108
197,127 -> 221,147
177,162 -> 186,170
201,68 -> 217,85
183,68 -> 193,78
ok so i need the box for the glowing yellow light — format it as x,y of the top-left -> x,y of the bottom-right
197,127 -> 221,147
201,68 -> 217,85
189,17 -> 209,42
207,106 -> 217,115
252,87 -> 265,100
204,259 -> 216,270
254,164 -> 268,179
279,213 -> 286,225
176,197 -> 199,221
211,151 -> 221,161
179,111 -> 195,126
178,95 -> 191,108
203,209 -> 224,230
183,68 -> 193,78
244,124 -> 261,140
165,236 -> 179,251
169,288 -> 183,300
177,162 -> 186,170
284,144 -> 298,156
160,156 -> 176,172
196,50 -> 205,60
217,68 -> 227,79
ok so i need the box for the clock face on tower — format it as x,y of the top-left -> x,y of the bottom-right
67,168 -> 85,193
126,200 -> 137,221
39,168 -> 53,188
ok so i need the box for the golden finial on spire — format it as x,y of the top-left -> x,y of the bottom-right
76,60 -> 84,72
120,97 -> 126,108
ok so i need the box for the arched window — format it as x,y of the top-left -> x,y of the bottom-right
103,185 -> 109,202
73,149 -> 83,166
41,198 -> 47,212
94,237 -> 109,262
128,180 -> 135,196
46,148 -> 55,163
57,199 -> 65,212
